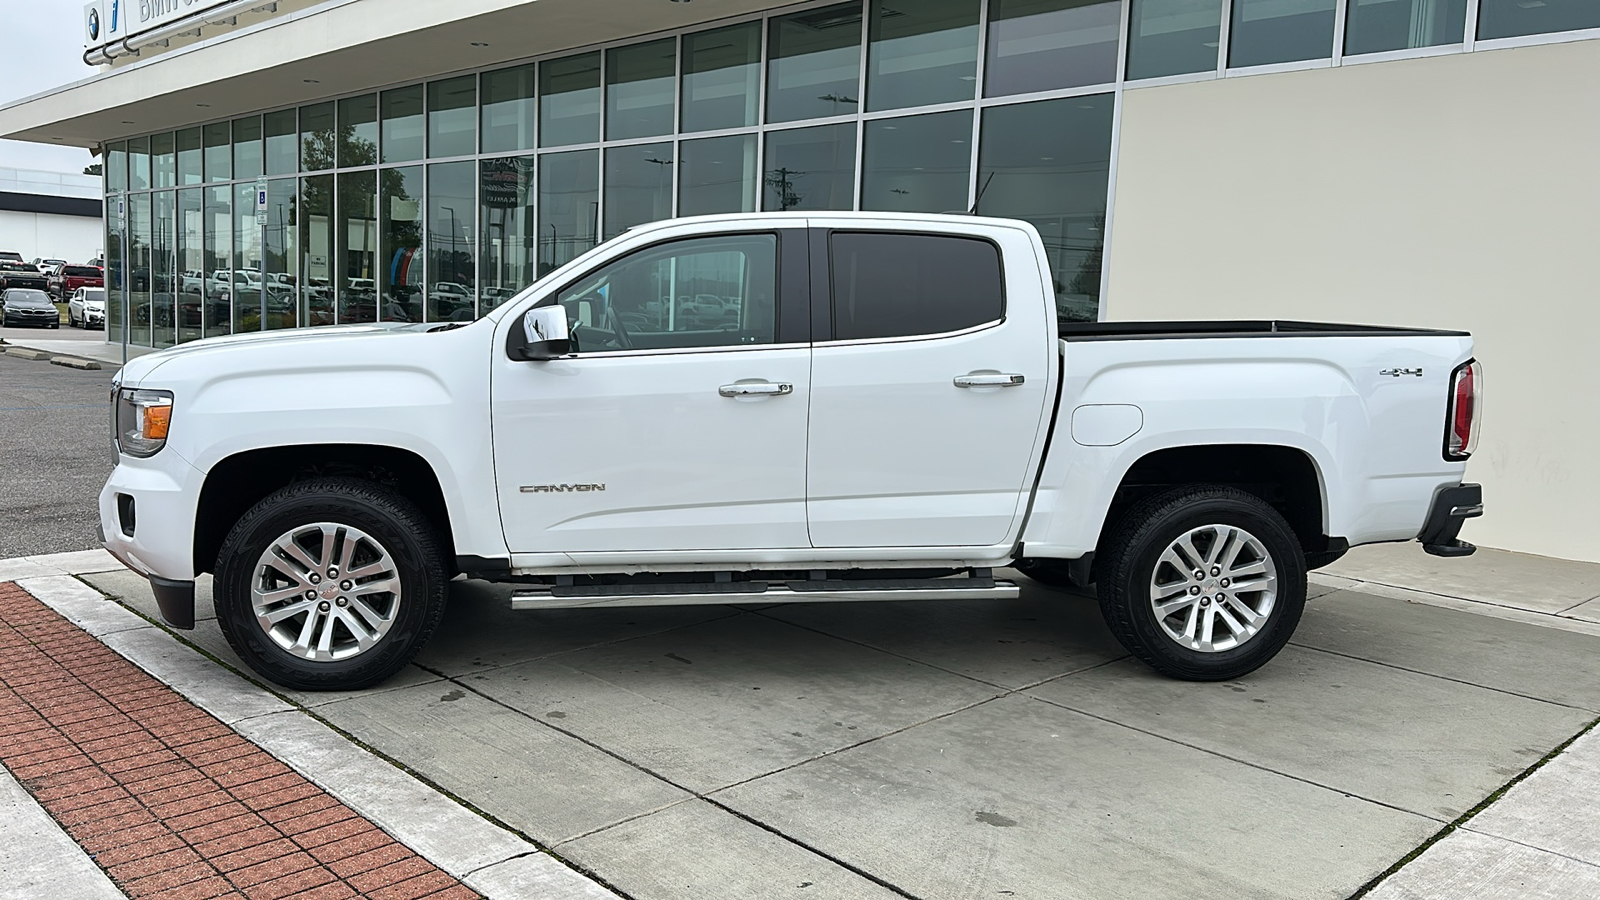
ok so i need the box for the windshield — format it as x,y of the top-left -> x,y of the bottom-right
83,289 -> 106,303
4,289 -> 51,304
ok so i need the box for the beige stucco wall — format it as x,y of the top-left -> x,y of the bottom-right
1105,38 -> 1600,562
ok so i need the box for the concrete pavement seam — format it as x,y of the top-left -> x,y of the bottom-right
1345,715 -> 1600,899
1020,689 -> 1452,824
412,656 -> 930,900
1312,576 -> 1600,637
21,571 -> 622,900
1285,642 -> 1600,714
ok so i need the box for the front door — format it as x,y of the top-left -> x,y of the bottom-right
492,229 -> 811,554
805,226 -> 1054,548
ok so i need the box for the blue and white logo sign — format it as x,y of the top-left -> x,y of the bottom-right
88,8 -> 99,39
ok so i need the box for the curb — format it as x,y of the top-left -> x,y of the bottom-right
5,554 -> 618,900
4,347 -> 51,360
49,356 -> 104,370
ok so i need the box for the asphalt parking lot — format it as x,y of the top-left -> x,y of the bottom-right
85,560 -> 1600,900
0,349 -> 116,557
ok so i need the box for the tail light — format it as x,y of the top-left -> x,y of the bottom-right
1444,359 -> 1482,461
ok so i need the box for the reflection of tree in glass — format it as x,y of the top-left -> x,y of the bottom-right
300,126 -> 411,242
1067,214 -> 1104,298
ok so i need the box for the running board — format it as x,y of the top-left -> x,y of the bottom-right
510,577 -> 1020,610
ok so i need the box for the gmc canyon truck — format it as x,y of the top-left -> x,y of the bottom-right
99,212 -> 1484,691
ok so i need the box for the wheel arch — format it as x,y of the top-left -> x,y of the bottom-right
193,443 -> 455,576
1097,444 -> 1330,561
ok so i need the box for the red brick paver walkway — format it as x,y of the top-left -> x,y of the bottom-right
0,581 -> 480,900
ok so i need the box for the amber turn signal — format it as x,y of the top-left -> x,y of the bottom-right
143,404 -> 172,440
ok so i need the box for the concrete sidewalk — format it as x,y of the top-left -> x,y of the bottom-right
0,333 -> 153,367
0,550 -> 615,900
3,543 -> 1598,900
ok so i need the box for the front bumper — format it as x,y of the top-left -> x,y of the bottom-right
1418,483 -> 1483,558
99,449 -> 204,629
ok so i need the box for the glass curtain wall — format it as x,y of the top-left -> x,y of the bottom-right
976,95 -> 1115,324
479,156 -> 535,311
106,209 -> 124,342
301,174 -> 336,325
337,170 -> 378,322
203,186 -> 232,339
177,188 -> 204,344
129,193 -> 151,347
233,182 -> 260,333
427,162 -> 476,322
151,191 -> 175,348
380,165 -> 424,322
263,179 -> 298,329
100,0 -> 1289,348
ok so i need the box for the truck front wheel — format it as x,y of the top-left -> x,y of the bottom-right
213,477 -> 448,691
1097,485 -> 1306,681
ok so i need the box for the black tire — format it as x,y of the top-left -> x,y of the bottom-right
213,477 -> 448,691
1097,485 -> 1306,681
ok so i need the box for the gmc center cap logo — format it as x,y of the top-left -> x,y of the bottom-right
88,8 -> 100,40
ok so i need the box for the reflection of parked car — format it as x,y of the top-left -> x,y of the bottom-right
68,287 -> 107,329
1,288 -> 59,328
50,264 -> 104,299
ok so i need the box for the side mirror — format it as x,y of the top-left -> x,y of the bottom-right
508,305 -> 572,361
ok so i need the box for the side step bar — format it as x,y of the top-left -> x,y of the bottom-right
511,576 -> 1020,610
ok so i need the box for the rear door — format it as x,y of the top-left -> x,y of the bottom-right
804,222 -> 1056,548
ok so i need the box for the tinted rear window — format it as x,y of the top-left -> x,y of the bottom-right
65,266 -> 101,277
829,232 -> 1004,341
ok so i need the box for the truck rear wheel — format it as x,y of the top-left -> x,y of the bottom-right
213,477 -> 448,691
1097,485 -> 1305,681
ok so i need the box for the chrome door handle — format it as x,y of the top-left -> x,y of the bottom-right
954,373 -> 1026,388
719,382 -> 794,397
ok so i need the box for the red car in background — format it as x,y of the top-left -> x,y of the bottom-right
49,264 -> 104,299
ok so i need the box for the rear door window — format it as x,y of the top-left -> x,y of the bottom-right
827,232 -> 1004,341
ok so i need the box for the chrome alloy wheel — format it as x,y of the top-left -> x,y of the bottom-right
250,523 -> 402,661
1149,524 -> 1279,653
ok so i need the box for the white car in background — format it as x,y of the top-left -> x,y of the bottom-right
34,257 -> 67,276
68,286 -> 107,329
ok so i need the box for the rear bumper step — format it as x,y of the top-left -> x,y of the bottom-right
512,577 -> 1019,610
1420,482 -> 1483,558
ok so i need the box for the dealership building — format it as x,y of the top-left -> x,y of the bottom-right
1,0 -> 1595,561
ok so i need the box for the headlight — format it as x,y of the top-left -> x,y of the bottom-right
115,389 -> 174,457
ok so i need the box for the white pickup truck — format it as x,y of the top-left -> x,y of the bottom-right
99,212 -> 1484,691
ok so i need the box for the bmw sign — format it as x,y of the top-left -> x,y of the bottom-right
88,8 -> 100,40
